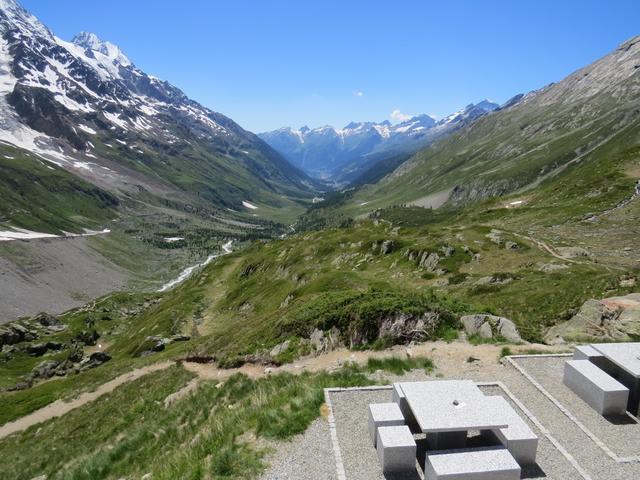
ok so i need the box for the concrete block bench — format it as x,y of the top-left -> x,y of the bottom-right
392,383 -> 420,432
563,359 -> 629,415
376,425 -> 417,473
368,402 -> 405,447
573,344 -> 604,361
484,396 -> 538,466
424,446 -> 520,480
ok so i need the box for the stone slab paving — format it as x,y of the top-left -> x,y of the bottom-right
513,356 -> 640,459
329,384 -> 583,480
507,355 -> 640,480
261,355 -> 640,480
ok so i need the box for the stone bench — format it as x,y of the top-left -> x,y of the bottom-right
392,383 -> 420,432
368,402 -> 405,447
376,425 -> 417,473
484,396 -> 538,466
573,344 -> 604,361
563,359 -> 629,415
424,446 -> 520,480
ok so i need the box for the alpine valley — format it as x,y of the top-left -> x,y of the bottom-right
0,1 -> 639,479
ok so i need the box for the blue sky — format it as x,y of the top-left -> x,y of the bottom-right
22,0 -> 640,132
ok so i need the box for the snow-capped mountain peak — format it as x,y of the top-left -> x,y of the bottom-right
72,31 -> 131,67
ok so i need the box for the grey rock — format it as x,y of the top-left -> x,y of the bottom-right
505,241 -> 520,250
486,230 -> 503,245
310,329 -> 326,352
539,263 -> 569,273
32,360 -> 61,379
170,334 -> 190,342
33,313 -> 62,328
479,322 -> 493,339
79,351 -> 112,371
270,340 -> 290,357
461,314 -> 523,343
440,245 -> 455,257
0,323 -> 38,347
380,240 -> 395,255
76,329 -> 100,346
420,252 -> 440,271
145,336 -> 169,352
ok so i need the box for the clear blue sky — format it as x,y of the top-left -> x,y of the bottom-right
22,0 -> 640,132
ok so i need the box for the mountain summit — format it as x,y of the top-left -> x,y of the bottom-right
71,31 -> 132,67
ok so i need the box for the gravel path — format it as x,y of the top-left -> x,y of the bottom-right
0,361 -> 174,440
257,417 -> 338,480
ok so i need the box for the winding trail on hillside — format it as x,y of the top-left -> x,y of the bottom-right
0,340 -> 568,440
512,232 -> 580,264
0,361 -> 174,440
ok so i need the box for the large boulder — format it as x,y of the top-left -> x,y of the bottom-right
31,360 -> 61,379
419,252 -> 440,271
309,327 -> 342,354
461,314 -> 524,343
79,351 -> 112,371
269,340 -> 290,357
545,293 -> 640,344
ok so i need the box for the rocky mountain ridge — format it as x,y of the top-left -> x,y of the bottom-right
259,100 -> 499,183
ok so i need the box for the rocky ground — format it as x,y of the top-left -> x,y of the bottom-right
0,236 -> 127,323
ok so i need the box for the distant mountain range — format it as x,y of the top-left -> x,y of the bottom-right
0,0 -> 317,233
259,100 -> 500,183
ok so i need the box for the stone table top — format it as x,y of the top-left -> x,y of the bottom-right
592,343 -> 640,378
399,381 -> 510,433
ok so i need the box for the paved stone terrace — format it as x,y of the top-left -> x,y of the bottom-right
261,355 -> 640,479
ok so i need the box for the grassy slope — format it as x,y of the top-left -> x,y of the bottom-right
2,138 -> 637,420
0,145 -> 118,233
0,358 -> 432,480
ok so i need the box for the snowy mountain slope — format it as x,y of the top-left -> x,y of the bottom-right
259,101 -> 498,182
0,0 -> 317,232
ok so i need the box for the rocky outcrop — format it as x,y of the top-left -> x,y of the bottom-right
79,351 -> 112,371
140,334 -> 190,356
26,341 -> 64,357
545,293 -> 640,344
269,340 -> 290,357
349,311 -> 448,348
76,329 -> 100,346
0,323 -> 38,347
309,327 -> 342,353
371,240 -> 396,255
461,314 -> 524,343
378,312 -> 443,342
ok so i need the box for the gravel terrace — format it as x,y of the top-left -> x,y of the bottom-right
259,355 -> 640,480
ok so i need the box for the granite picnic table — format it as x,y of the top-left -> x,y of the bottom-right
397,380 -> 511,449
591,342 -> 640,413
